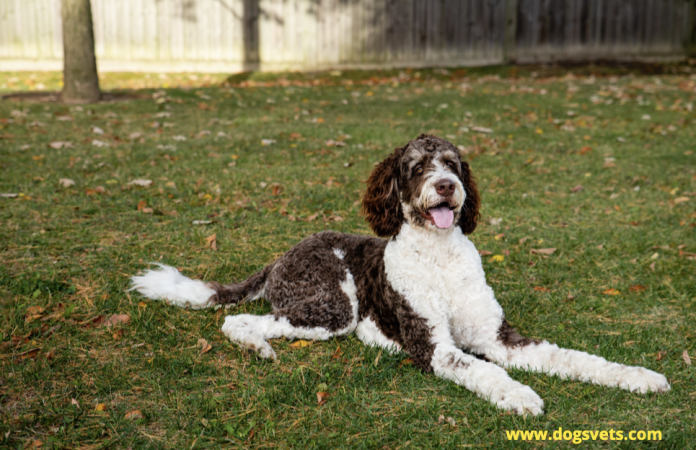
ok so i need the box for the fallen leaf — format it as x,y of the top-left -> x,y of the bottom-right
290,340 -> 312,349
489,255 -> 504,262
261,139 -> 276,145
26,306 -> 44,315
1,193 -> 18,198
602,288 -> 620,296
205,233 -> 217,251
534,286 -> 550,292
128,179 -> 153,187
494,233 -> 505,240
674,197 -> 690,205
192,220 -> 212,225
571,185 -> 584,193
331,346 -> 343,360
125,410 -> 144,420
59,178 -> 75,187
15,348 -> 40,360
198,338 -> 212,354
141,207 -> 153,214
579,146 -> 592,154
112,329 -> 125,340
531,248 -> 556,255
400,358 -> 413,366
446,417 -> 456,427
71,398 -> 80,408
49,141 -> 72,149
271,184 -> 283,196
478,250 -> 493,256
95,403 -> 107,412
136,200 -> 147,211
629,284 -> 647,292
683,350 -> 692,366
102,314 -> 130,327
27,440 -> 43,449
649,261 -> 656,272
316,392 -> 329,406
656,350 -> 667,361
471,126 -> 493,133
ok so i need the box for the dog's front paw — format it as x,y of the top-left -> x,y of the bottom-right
495,384 -> 544,416
621,367 -> 670,394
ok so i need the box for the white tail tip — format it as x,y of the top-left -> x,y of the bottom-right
130,263 -> 215,309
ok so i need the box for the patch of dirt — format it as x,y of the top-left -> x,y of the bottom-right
1,91 -> 148,103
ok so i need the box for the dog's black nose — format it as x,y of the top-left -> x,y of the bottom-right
435,179 -> 455,196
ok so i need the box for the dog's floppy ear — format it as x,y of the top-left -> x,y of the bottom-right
457,160 -> 480,235
362,149 -> 404,237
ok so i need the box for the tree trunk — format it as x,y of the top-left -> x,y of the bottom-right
61,0 -> 100,104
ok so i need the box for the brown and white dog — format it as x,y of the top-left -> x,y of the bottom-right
132,134 -> 669,415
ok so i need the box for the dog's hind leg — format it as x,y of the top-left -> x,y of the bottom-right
221,312 -> 338,359
222,265 -> 360,359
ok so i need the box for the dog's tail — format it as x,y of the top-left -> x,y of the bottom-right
130,263 -> 273,309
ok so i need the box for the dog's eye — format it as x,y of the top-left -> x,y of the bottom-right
446,161 -> 457,170
414,165 -> 424,175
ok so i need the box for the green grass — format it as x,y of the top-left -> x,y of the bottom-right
1,66 -> 695,449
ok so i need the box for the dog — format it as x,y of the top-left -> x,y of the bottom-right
131,134 -> 670,415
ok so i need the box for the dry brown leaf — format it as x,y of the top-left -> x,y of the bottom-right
602,288 -> 620,296
27,440 -> 43,449
198,338 -> 212,354
112,329 -> 125,340
683,350 -> 692,366
95,403 -> 107,412
271,184 -> 283,196
71,398 -> 80,408
205,233 -> 217,251
59,178 -> 75,187
533,286 -> 550,292
136,200 -> 147,211
15,348 -> 40,360
26,306 -> 44,315
629,284 -> 647,292
674,196 -> 690,205
571,185 -> 584,193
289,340 -> 312,349
400,358 -> 413,366
656,350 -> 667,361
316,392 -> 329,406
306,213 -> 319,222
478,250 -> 493,256
125,410 -> 144,420
531,248 -> 556,255
102,314 -> 130,327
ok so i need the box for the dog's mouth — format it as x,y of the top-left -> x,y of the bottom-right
421,201 -> 455,229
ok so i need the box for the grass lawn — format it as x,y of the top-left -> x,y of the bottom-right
1,66 -> 695,449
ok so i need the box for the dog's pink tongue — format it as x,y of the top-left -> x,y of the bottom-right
429,205 -> 454,229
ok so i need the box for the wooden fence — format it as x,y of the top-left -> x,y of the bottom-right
1,0 -> 694,72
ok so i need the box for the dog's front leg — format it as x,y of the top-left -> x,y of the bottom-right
474,321 -> 670,394
428,342 -> 544,416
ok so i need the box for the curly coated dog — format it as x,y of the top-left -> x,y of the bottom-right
132,134 -> 669,415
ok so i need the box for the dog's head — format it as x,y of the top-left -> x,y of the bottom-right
362,134 -> 480,237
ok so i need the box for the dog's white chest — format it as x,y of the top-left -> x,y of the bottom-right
383,224 -> 504,343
